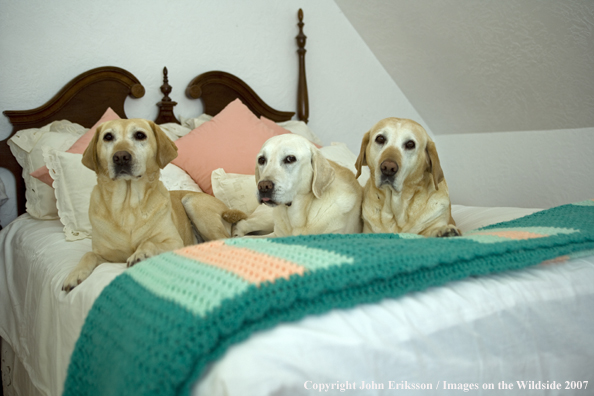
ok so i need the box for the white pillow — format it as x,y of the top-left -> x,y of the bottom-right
44,148 -> 95,241
160,163 -> 202,192
44,146 -> 202,241
7,121 -> 86,219
319,142 -> 370,187
211,168 -> 259,214
158,123 -> 192,142
276,120 -> 324,147
180,114 -> 213,130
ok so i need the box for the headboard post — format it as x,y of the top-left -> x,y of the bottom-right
296,8 -> 309,124
155,67 -> 180,124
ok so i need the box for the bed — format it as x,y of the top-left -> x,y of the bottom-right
1,9 -> 594,396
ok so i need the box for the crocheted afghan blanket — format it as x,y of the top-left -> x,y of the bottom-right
64,200 -> 594,396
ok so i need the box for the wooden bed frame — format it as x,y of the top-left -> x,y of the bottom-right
0,9 -> 309,218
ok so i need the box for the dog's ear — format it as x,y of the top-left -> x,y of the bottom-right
354,130 -> 370,179
254,161 -> 261,183
426,140 -> 445,190
311,148 -> 335,199
148,121 -> 178,168
81,124 -> 103,172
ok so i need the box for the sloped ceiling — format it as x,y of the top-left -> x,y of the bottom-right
334,0 -> 594,135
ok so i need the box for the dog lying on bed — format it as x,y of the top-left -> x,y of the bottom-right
355,117 -> 460,237
232,134 -> 362,237
62,119 -> 246,292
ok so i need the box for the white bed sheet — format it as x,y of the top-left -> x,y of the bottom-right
1,205 -> 593,396
0,216 -> 124,396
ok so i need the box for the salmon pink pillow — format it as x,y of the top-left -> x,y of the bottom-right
30,108 -> 120,185
172,99 -> 289,195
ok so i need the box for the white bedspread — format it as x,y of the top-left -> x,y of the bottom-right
0,216 -> 123,395
1,205 -> 593,396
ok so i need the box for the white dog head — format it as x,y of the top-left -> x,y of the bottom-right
355,118 -> 444,193
82,119 -> 177,181
255,134 -> 334,206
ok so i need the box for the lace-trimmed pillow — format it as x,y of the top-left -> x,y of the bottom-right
43,148 -> 95,240
7,121 -> 85,219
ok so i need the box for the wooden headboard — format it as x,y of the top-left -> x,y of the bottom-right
1,9 -> 309,218
1,67 -> 146,216
186,71 -> 296,122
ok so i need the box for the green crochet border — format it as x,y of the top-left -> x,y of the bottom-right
64,202 -> 594,396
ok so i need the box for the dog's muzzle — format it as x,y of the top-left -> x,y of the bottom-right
258,180 -> 277,206
380,159 -> 398,186
112,150 -> 133,177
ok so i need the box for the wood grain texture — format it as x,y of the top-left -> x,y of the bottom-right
186,70 -> 295,122
155,67 -> 180,125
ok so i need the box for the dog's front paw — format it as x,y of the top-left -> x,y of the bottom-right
126,251 -> 151,267
232,219 -> 249,238
62,267 -> 93,292
62,252 -> 103,292
434,224 -> 462,238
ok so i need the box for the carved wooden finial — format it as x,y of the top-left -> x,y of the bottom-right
160,67 -> 173,102
155,66 -> 180,124
297,9 -> 307,54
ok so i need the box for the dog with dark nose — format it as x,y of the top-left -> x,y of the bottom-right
112,150 -> 133,176
355,117 -> 460,237
232,134 -> 362,237
62,119 -> 246,292
257,180 -> 276,204
380,159 -> 398,186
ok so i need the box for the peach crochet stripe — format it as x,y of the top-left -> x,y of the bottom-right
472,230 -> 546,240
175,241 -> 305,285
541,255 -> 570,265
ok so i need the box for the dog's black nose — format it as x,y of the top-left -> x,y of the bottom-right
380,160 -> 398,177
113,151 -> 132,165
258,180 -> 274,193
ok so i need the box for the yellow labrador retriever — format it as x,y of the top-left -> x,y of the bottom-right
233,134 -> 362,237
62,119 -> 246,292
355,117 -> 460,237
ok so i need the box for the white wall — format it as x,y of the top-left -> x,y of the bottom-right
0,0 -> 427,226
335,0 -> 594,210
436,128 -> 594,209
5,1 -> 584,226
335,0 -> 594,136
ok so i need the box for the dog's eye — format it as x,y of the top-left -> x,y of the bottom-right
134,131 -> 147,140
258,156 -> 266,165
284,155 -> 297,164
404,140 -> 416,150
103,133 -> 114,142
375,135 -> 386,145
